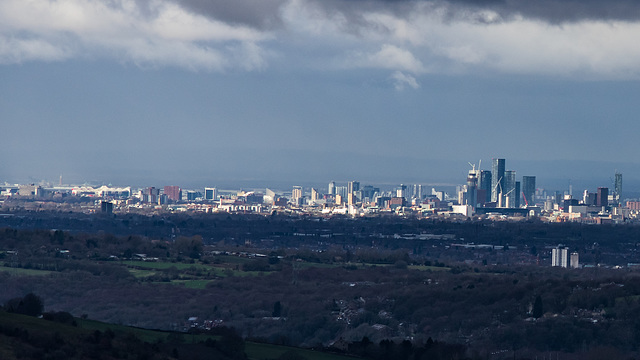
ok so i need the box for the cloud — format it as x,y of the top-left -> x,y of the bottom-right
2,0 -> 640,78
0,37 -> 72,64
446,0 -> 640,24
344,44 -> 425,73
172,0 -> 287,30
391,71 -> 420,90
0,0 -> 271,70
283,0 -> 640,79
304,0 -> 640,24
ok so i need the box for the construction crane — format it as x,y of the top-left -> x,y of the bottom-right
503,187 -> 515,207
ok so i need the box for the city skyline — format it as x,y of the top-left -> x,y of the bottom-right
1,159 -> 631,202
2,1 -> 640,192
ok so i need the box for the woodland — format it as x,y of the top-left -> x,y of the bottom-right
2,213 -> 640,359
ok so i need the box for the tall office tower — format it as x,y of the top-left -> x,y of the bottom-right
555,191 -> 563,206
292,186 -> 303,201
142,187 -> 160,203
552,246 -> 568,268
503,170 -> 516,208
417,184 -> 423,200
583,191 -> 597,206
335,186 -> 348,198
347,193 -> 356,206
521,176 -> 536,207
310,188 -> 319,201
515,181 -> 521,208
597,187 -> 609,207
491,158 -> 505,203
615,172 -> 622,204
480,170 -> 492,203
204,187 -> 217,201
164,186 -> 182,202
347,181 -> 360,195
362,185 -> 375,201
397,184 -> 407,199
328,181 -> 336,196
570,252 -> 579,269
466,172 -> 478,209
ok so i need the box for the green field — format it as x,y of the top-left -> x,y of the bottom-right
245,341 -> 355,360
0,266 -> 53,276
408,264 -> 451,271
171,279 -> 212,289
0,312 -> 353,360
121,260 -> 211,271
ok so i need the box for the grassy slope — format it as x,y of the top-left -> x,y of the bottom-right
0,311 -> 355,360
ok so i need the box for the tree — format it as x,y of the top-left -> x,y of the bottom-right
272,301 -> 282,317
5,293 -> 44,317
533,295 -> 544,318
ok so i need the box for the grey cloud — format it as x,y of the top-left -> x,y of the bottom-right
305,0 -> 640,24
172,0 -> 287,30
448,0 -> 640,23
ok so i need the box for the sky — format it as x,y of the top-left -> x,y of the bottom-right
1,0 -> 640,193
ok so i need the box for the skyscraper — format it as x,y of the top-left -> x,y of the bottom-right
522,176 -> 536,207
504,170 -> 516,208
491,158 -> 505,203
397,184 -> 407,199
347,181 -> 360,195
480,170 -> 492,203
552,246 -> 568,268
466,171 -> 478,209
615,172 -> 622,205
597,187 -> 609,207
204,187 -> 217,201
328,181 -> 336,196
163,186 -> 181,202
570,252 -> 579,269
292,186 -> 303,201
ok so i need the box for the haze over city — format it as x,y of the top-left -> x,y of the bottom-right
1,0 -> 640,192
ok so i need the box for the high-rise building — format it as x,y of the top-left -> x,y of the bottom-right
362,185 -> 377,201
335,186 -> 347,198
615,172 -> 622,205
328,181 -> 336,196
514,181 -> 520,208
347,181 -> 360,195
466,171 -> 478,209
570,252 -> 579,269
311,188 -> 319,201
186,191 -> 200,201
552,246 -> 568,268
522,176 -> 536,207
504,170 -> 516,208
397,184 -> 407,199
583,191 -> 596,206
480,170 -> 492,203
142,187 -> 159,203
491,158 -> 505,203
292,186 -> 303,201
164,186 -> 182,202
204,187 -> 217,201
597,187 -> 609,207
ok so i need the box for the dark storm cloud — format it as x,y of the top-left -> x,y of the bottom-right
449,0 -> 640,23
172,0 -> 287,29
163,0 -> 640,35
306,0 -> 640,24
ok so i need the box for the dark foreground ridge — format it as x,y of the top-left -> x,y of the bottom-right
2,211 -> 640,359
